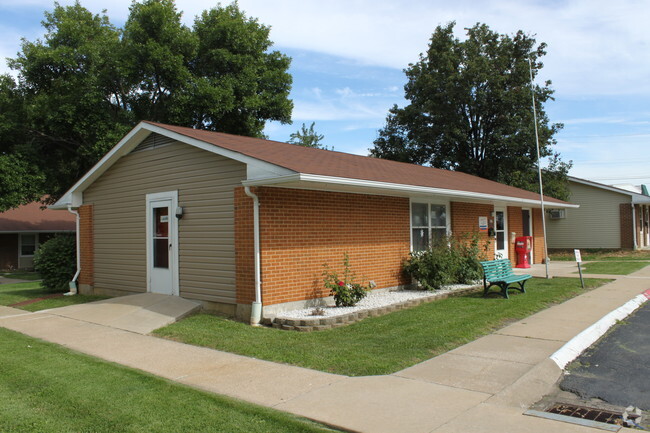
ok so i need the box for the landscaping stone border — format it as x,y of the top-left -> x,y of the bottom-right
262,285 -> 481,331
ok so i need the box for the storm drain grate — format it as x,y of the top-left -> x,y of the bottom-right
546,403 -> 622,426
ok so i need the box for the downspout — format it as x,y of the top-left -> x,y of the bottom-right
244,187 -> 262,325
65,205 -> 80,296
631,203 -> 638,250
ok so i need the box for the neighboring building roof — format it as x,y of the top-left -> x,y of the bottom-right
612,184 -> 642,194
0,201 -> 76,232
570,177 -> 650,204
54,121 -> 576,209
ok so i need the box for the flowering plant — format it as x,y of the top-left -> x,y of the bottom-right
323,253 -> 370,307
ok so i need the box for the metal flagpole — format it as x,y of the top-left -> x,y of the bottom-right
528,57 -> 551,279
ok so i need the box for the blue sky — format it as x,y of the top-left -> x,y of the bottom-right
1,0 -> 648,186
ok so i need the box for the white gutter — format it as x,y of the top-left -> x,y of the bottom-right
242,173 -> 579,209
244,187 -> 262,325
65,205 -> 80,296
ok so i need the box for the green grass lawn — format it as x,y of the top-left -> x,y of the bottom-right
577,261 -> 649,275
0,328 -> 334,433
155,277 -> 610,376
0,282 -> 108,311
0,271 -> 41,280
550,249 -> 650,261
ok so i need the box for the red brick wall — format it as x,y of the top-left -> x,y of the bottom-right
0,234 -> 18,270
507,206 -> 523,264
620,203 -> 634,249
532,208 -> 545,262
450,202 -> 494,260
78,204 -> 94,286
235,187 -> 255,304
236,187 -> 411,306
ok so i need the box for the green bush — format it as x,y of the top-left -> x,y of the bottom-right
34,235 -> 76,292
403,232 -> 489,290
323,253 -> 371,307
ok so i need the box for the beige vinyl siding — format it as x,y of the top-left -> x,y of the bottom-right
84,137 -> 246,304
546,181 -> 630,249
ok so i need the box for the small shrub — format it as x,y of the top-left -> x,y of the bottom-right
403,232 -> 489,290
323,253 -> 370,307
34,235 -> 76,292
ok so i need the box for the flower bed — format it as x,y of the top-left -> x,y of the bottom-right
263,284 -> 481,331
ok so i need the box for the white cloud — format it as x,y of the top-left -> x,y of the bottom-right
4,0 -> 648,97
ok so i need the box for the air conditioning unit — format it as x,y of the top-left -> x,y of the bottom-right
548,209 -> 566,219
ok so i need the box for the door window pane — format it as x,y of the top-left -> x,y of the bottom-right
411,203 -> 428,227
154,239 -> 169,268
155,207 -> 169,237
496,231 -> 505,250
153,207 -> 169,268
20,234 -> 36,256
496,211 -> 504,231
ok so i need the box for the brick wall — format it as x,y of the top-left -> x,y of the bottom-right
507,206 -> 523,264
450,202 -> 495,260
235,191 -> 550,307
235,187 -> 255,304
236,187 -> 411,306
78,204 -> 94,286
532,208 -> 545,262
620,203 -> 634,249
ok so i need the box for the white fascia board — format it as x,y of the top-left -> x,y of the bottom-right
52,122 -> 294,208
242,173 -> 579,208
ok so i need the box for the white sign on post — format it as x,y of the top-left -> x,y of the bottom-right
574,249 -> 582,263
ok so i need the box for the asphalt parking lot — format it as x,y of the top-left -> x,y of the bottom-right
560,301 -> 650,411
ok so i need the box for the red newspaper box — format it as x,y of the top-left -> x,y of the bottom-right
515,236 -> 533,268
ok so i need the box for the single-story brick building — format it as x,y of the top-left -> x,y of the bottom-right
53,121 -> 575,323
0,201 -> 76,270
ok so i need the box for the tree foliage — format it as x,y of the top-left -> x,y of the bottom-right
370,22 -> 571,200
1,0 -> 292,208
288,122 -> 326,148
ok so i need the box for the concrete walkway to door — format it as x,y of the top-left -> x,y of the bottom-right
29,293 -> 200,334
1,271 -> 649,432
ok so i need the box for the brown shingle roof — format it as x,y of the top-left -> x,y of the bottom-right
0,202 -> 76,232
146,121 -> 569,205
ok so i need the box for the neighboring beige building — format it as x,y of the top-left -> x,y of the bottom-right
546,177 -> 650,250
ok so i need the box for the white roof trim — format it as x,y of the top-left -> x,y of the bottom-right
52,122 -> 296,208
243,173 -> 579,208
569,176 -> 650,204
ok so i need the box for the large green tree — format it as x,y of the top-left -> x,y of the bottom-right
371,22 -> 571,200
0,0 -> 292,210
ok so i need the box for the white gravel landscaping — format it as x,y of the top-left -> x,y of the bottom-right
277,283 -> 480,319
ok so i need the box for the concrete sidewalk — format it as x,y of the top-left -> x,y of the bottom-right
1,273 -> 649,432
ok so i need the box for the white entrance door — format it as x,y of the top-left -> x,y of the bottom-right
146,191 -> 179,296
494,207 -> 508,259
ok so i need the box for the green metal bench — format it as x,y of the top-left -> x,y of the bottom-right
479,259 -> 532,299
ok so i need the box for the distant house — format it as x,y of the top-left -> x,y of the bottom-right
546,177 -> 650,250
0,201 -> 76,270
52,121 -> 575,323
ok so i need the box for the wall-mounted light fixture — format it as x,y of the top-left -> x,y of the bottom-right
175,206 -> 184,219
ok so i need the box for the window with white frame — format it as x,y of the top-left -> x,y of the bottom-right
20,234 -> 37,256
411,202 -> 448,251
